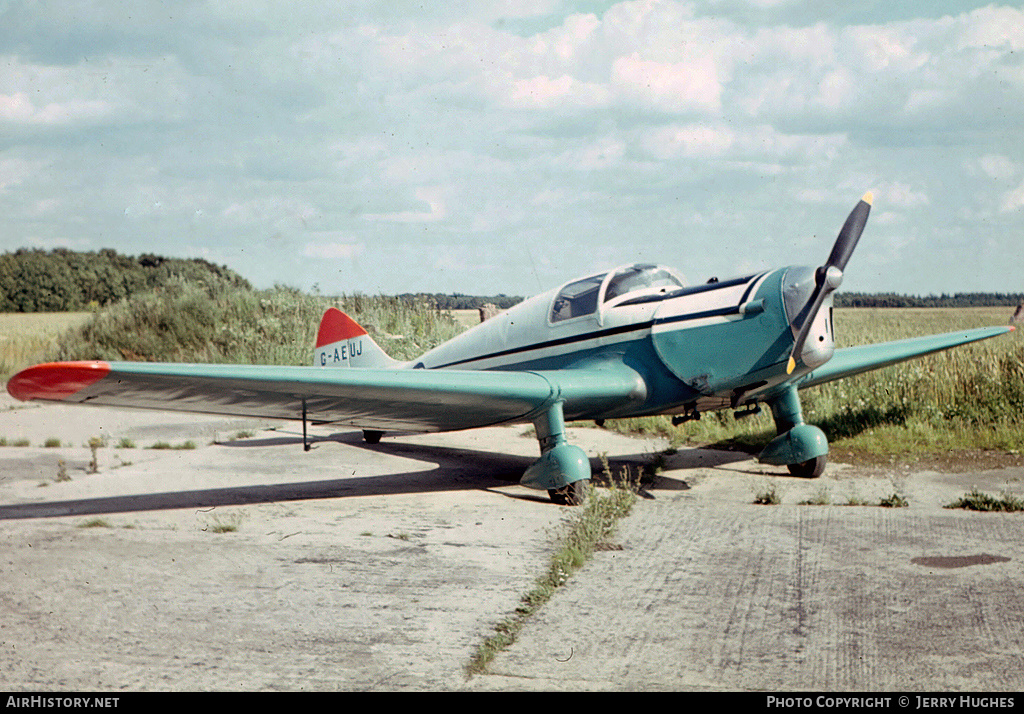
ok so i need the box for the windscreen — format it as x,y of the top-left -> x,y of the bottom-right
604,265 -> 683,303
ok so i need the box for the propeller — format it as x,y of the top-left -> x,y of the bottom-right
786,191 -> 873,374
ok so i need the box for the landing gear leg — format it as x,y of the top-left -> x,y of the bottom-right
758,386 -> 829,477
521,401 -> 591,505
302,399 -> 311,452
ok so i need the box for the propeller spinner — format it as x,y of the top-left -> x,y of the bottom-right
786,192 -> 873,374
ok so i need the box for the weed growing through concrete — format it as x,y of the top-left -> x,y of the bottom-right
148,440 -> 196,450
87,436 -> 105,473
843,489 -> 872,506
945,488 -> 1024,512
203,512 -> 243,533
878,492 -> 909,508
753,480 -> 782,505
465,465 -> 637,677
799,486 -> 831,506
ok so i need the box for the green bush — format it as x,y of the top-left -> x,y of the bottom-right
54,282 -> 464,366
0,248 -> 250,312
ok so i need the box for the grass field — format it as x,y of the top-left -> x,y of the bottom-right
816,307 -> 1023,461
0,312 -> 92,379
3,301 -> 1021,463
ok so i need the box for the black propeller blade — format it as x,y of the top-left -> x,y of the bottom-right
787,191 -> 873,374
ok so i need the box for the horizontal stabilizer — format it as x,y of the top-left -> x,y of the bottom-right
798,326 -> 1014,389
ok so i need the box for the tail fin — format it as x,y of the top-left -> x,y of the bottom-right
314,308 -> 401,369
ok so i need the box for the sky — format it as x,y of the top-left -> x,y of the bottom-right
1,0 -> 1022,298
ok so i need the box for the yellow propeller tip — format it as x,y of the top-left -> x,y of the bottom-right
862,191 -> 873,205
786,356 -> 796,374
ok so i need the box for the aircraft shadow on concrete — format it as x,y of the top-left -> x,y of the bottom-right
0,429 -> 759,521
215,425 -> 763,492
0,435 -> 544,520
660,445 -> 762,473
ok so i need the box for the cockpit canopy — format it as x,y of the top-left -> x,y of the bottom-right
550,264 -> 685,323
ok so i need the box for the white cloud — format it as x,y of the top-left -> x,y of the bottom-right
642,123 -> 845,163
221,199 -> 321,227
302,240 -> 365,260
977,154 -> 1017,181
952,5 -> 1024,52
581,136 -> 627,169
878,181 -> 930,209
0,157 -> 46,193
871,211 -> 899,225
610,52 -> 723,113
845,24 -> 929,74
364,186 -> 448,223
795,188 -> 829,204
0,91 -> 114,125
814,68 -> 855,112
0,93 -> 34,122
552,13 -> 601,62
643,123 -> 735,159
999,180 -> 1024,214
506,74 -> 610,109
551,136 -> 627,171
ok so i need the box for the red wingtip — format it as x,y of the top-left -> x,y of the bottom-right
315,308 -> 367,348
6,361 -> 112,402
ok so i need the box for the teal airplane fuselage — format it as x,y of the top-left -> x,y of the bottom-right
413,264 -> 828,423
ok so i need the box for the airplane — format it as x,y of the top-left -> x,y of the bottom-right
6,193 -> 1015,505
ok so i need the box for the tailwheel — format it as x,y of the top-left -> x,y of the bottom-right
787,454 -> 827,478
548,479 -> 590,506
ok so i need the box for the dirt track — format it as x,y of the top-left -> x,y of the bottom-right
2,395 -> 1024,691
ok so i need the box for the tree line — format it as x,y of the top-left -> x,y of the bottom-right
395,292 -> 523,311
835,292 -> 1024,308
0,248 -> 251,312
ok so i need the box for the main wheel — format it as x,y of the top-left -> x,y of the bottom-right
787,454 -> 827,478
548,479 -> 590,506
362,430 -> 384,444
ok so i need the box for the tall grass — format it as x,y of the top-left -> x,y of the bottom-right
802,308 -> 1024,454
0,312 -> 92,378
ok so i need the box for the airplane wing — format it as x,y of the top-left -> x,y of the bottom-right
6,360 -> 646,432
797,326 -> 1014,389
